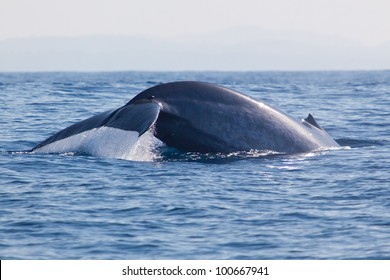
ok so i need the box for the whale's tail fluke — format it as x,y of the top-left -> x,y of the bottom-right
31,102 -> 160,157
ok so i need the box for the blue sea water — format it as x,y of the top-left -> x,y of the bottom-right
0,71 -> 389,259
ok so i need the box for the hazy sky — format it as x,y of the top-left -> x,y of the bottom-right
1,0 -> 390,46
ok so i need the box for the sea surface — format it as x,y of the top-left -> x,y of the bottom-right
1,71 -> 389,259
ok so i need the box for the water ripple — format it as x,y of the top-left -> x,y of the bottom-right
1,71 -> 390,259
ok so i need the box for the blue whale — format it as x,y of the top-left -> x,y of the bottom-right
32,81 -> 339,155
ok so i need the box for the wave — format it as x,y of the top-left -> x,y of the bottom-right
336,138 -> 389,148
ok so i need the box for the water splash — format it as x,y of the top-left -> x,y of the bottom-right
157,148 -> 282,163
123,131 -> 163,162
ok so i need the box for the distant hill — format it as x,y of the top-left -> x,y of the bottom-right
1,27 -> 389,71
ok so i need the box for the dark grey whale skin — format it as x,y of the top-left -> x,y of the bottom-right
32,81 -> 339,154
129,81 -> 339,153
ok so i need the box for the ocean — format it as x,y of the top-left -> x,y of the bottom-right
1,71 -> 389,259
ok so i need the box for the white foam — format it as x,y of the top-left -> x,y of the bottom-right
124,130 -> 163,162
34,127 -> 160,161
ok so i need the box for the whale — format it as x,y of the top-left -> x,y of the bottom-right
32,81 -> 339,156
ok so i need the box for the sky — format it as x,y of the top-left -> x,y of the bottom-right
1,0 -> 390,46
1,0 -> 390,71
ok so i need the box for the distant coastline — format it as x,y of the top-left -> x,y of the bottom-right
1,28 -> 390,72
